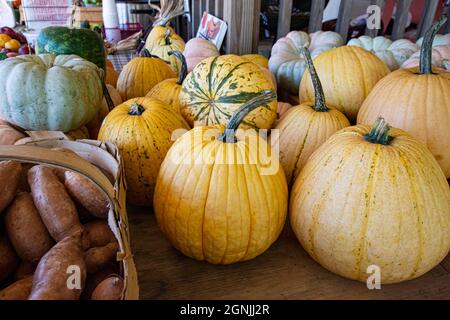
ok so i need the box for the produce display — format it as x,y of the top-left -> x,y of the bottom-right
347,36 -> 418,70
0,27 -> 30,60
269,30 -> 344,94
98,98 -> 190,206
299,45 -> 390,122
180,55 -> 277,129
154,91 -> 288,264
271,48 -> 350,185
0,54 -> 103,132
0,146 -> 128,300
144,0 -> 186,75
358,15 -> 450,178
290,118 -> 450,283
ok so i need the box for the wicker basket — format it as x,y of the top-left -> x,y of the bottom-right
0,135 -> 139,300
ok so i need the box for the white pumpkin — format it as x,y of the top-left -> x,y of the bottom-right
401,45 -> 450,69
347,36 -> 418,70
417,33 -> 450,47
269,31 -> 343,94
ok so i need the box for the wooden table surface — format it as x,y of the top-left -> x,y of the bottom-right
128,206 -> 450,300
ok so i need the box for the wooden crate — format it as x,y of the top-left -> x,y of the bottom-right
73,5 -> 103,27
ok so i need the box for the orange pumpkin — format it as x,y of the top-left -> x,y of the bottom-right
105,60 -> 119,87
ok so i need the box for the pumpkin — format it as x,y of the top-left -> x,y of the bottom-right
180,55 -> 277,129
146,51 -> 187,113
144,0 -> 185,75
184,38 -> 220,72
271,48 -> 350,185
36,26 -> 107,70
105,60 -> 119,87
300,46 -> 390,122
241,54 -> 269,68
277,101 -> 292,119
347,36 -> 418,70
0,54 -> 103,132
154,91 -> 288,264
87,84 -> 122,139
290,117 -> 450,284
0,122 -> 25,145
98,97 -> 190,206
416,33 -> 450,47
117,49 -> 176,101
401,45 -> 450,69
269,31 -> 344,94
357,15 -> 450,178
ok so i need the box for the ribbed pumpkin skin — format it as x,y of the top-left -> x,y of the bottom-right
144,26 -> 186,75
290,125 -> 450,284
184,38 -> 219,72
357,67 -> 450,178
300,46 -> 390,122
154,125 -> 288,264
272,104 -> 350,185
0,54 -> 102,132
179,55 -> 277,129
117,56 -> 176,101
146,78 -> 182,113
98,98 -> 190,206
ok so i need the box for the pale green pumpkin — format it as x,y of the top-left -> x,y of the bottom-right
0,54 -> 103,131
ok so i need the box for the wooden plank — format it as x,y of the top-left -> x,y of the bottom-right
442,2 -> 450,34
335,0 -> 353,42
205,0 -> 214,13
391,0 -> 413,40
128,206 -> 450,300
191,0 -> 201,37
214,0 -> 223,18
308,0 -> 326,33
417,0 -> 439,38
276,0 -> 293,39
365,0 -> 386,37
252,0 -> 261,53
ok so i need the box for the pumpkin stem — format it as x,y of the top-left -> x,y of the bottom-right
419,14 -> 448,75
128,102 -> 145,116
300,47 -> 328,112
140,48 -> 158,58
164,28 -> 172,45
364,117 -> 393,145
218,90 -> 277,143
169,51 -> 187,84
99,68 -> 115,112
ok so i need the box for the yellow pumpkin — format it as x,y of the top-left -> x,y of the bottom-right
98,97 -> 190,206
241,54 -> 269,68
117,49 -> 176,101
300,46 -> 390,122
146,51 -> 187,113
144,0 -> 185,75
271,48 -> 350,185
87,84 -> 123,139
290,118 -> 450,284
357,15 -> 450,178
180,55 -> 277,129
154,91 -> 288,264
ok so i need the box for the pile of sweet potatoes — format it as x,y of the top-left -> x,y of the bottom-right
0,152 -> 124,300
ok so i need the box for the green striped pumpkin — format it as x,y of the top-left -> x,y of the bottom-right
179,55 -> 277,129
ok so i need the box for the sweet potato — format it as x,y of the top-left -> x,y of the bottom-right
5,193 -> 54,263
81,266 -> 118,300
84,242 -> 119,274
0,124 -> 26,145
29,232 -> 86,300
0,235 -> 19,282
0,161 -> 22,213
64,171 -> 109,219
14,261 -> 36,280
28,165 -> 83,242
91,276 -> 124,300
0,276 -> 33,300
84,221 -> 116,248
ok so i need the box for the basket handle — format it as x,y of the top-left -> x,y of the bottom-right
0,145 -> 115,204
